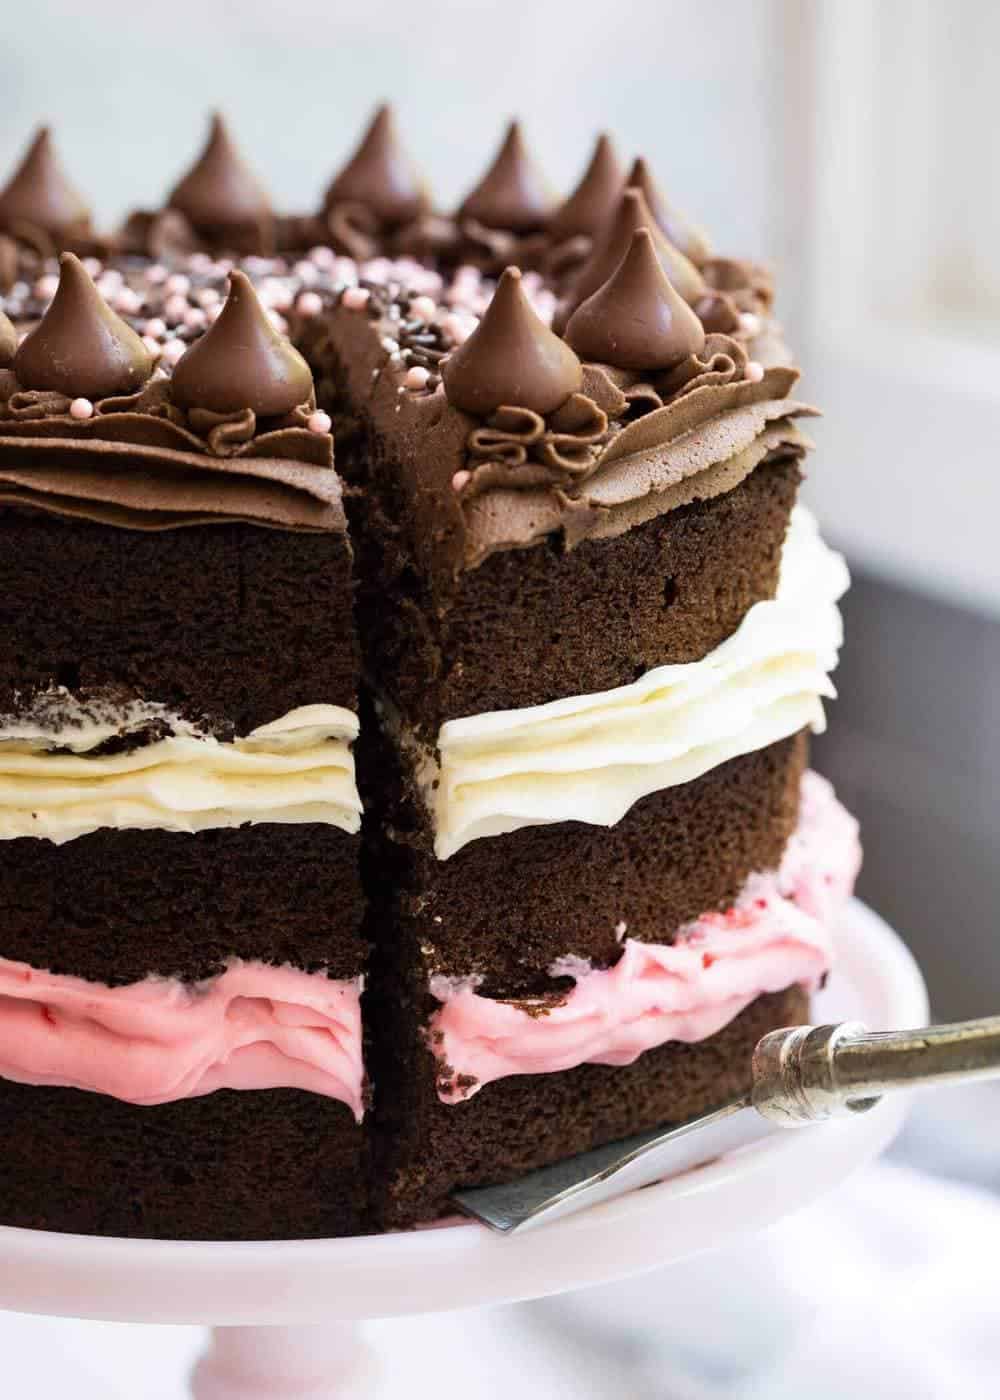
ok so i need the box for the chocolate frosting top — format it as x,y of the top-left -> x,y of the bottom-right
441,267 -> 582,416
0,127 -> 91,245
0,310 -> 15,367
171,269 -> 314,416
563,188 -> 705,318
167,114 -> 272,241
457,122 -> 554,234
625,157 -> 711,265
14,253 -> 153,398
322,104 -> 430,226
565,229 -> 706,370
547,133 -> 624,241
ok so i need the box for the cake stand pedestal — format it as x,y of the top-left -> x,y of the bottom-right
0,900 -> 928,1400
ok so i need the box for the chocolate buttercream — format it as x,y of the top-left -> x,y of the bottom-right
441,267 -> 582,416
560,188 -> 704,325
565,229 -> 705,370
167,114 -> 273,254
323,104 -> 430,227
13,253 -> 152,399
171,270 -> 314,417
0,311 -> 15,367
547,134 -> 624,242
625,157 -> 711,265
0,128 -> 91,250
457,123 -> 554,234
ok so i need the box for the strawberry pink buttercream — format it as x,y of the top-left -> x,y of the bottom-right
0,960 -> 365,1120
429,771 -> 860,1102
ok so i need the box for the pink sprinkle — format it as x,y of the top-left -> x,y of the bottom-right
441,312 -> 476,345
160,338 -> 187,366
196,287 -> 221,309
165,273 -> 191,296
69,397 -> 94,420
82,257 -> 102,277
113,288 -> 142,315
293,260 -> 319,285
307,410 -> 332,434
206,302 -> 223,323
296,290 -> 324,317
145,264 -> 168,285
341,286 -> 370,312
141,335 -> 161,356
452,470 -> 471,492
409,295 -> 438,323
309,245 -> 336,269
739,312 -> 762,337
184,307 -> 207,331
163,294 -> 189,324
268,310 -> 289,334
187,252 -> 213,272
333,257 -> 358,283
34,274 -> 59,300
404,365 -> 431,391
143,317 -> 167,338
745,360 -> 765,383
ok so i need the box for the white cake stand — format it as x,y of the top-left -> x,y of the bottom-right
0,900 -> 928,1399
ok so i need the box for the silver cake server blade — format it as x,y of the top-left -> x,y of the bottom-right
452,1096 -> 770,1234
454,1014 -> 1000,1233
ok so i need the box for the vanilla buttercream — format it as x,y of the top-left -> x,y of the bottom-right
0,700 -> 361,843
429,505 -> 846,858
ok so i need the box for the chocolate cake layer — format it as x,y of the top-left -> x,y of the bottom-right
372,984 -> 808,1230
353,444 -> 800,734
363,716 -> 807,992
0,823 -> 364,984
0,509 -> 357,732
0,1082 -> 366,1239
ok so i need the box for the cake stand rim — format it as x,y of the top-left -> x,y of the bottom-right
0,898 -> 929,1325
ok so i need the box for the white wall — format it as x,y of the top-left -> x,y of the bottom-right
0,0 -> 785,256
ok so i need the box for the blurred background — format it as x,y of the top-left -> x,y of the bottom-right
2,0 -> 998,1395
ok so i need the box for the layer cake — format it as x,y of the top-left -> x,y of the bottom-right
0,111 -> 860,1237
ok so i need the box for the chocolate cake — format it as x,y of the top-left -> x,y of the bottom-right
0,111 -> 860,1239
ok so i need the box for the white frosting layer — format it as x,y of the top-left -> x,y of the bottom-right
0,701 -> 362,844
431,506 -> 847,858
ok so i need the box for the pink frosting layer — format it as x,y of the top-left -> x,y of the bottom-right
429,771 -> 860,1102
0,959 -> 365,1120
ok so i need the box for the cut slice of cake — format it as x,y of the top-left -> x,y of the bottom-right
0,255 -> 367,1239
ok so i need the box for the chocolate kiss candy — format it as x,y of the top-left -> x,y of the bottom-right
442,266 -> 582,416
167,113 -> 271,232
457,122 -> 554,234
323,103 -> 430,225
626,157 -> 712,264
0,127 -> 91,240
0,308 -> 16,367
566,228 -> 706,370
566,187 -> 704,315
170,269 -> 313,417
14,253 -> 152,399
547,133 -> 625,242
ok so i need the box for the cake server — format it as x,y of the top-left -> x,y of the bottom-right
453,1014 -> 1000,1233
